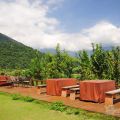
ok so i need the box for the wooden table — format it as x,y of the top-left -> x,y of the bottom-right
46,78 -> 77,96
80,80 -> 115,103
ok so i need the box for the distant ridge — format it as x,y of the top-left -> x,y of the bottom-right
40,48 -> 77,56
0,33 -> 42,69
40,45 -> 113,57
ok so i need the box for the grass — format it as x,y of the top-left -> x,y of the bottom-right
0,92 -> 119,120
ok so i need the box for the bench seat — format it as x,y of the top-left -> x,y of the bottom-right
105,89 -> 120,105
61,85 -> 79,97
62,85 -> 79,89
37,84 -> 47,94
106,89 -> 120,95
70,88 -> 80,100
37,84 -> 47,88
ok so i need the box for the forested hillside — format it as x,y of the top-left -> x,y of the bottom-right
0,33 -> 42,69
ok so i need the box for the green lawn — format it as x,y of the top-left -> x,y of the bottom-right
0,92 -> 119,120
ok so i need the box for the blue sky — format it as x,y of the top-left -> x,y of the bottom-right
0,0 -> 120,51
49,0 -> 120,32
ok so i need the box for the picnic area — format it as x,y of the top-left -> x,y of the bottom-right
0,76 -> 120,119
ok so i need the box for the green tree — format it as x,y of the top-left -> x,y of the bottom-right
28,51 -> 46,80
91,44 -> 111,79
111,47 -> 120,83
76,50 -> 94,80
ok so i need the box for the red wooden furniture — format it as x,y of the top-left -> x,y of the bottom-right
46,78 -> 77,96
80,80 -> 115,103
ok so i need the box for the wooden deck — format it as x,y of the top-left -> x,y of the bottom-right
0,86 -> 120,117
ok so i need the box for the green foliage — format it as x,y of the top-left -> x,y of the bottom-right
0,92 -> 118,120
91,44 -> 109,79
0,33 -> 119,82
111,47 -> 120,83
12,94 -> 21,100
74,109 -> 80,115
28,44 -> 76,79
12,94 -> 34,102
28,51 -> 47,80
23,96 -> 34,102
66,108 -> 80,115
50,101 -> 67,112
0,33 -> 42,69
75,50 -> 95,80
74,44 -> 120,82
66,109 -> 73,115
91,44 -> 120,81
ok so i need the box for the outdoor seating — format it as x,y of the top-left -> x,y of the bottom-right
80,80 -> 115,103
0,76 -> 11,86
21,77 -> 32,87
69,87 -> 80,100
37,84 -> 47,94
5,76 -> 17,87
31,79 -> 46,86
61,85 -> 79,97
12,76 -> 29,87
15,76 -> 24,86
105,89 -> 120,105
12,77 -> 20,87
46,78 -> 77,96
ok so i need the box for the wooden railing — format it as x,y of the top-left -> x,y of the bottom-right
30,79 -> 46,86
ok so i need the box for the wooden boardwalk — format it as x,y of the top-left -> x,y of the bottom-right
0,86 -> 120,117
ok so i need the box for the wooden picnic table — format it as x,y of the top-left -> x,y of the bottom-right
0,76 -> 10,86
80,80 -> 115,103
46,78 -> 77,96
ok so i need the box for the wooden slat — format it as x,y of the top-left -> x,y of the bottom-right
62,85 -> 79,89
37,84 -> 46,87
105,89 -> 120,95
70,88 -> 80,91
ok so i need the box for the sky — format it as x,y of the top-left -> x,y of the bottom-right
0,0 -> 120,51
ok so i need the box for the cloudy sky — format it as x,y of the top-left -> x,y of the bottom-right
0,0 -> 120,51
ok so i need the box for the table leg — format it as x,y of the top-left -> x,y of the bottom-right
61,90 -> 67,97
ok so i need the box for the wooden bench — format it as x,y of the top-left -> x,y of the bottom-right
37,84 -> 47,94
105,89 -> 120,105
70,88 -> 80,100
22,81 -> 30,87
61,85 -> 79,97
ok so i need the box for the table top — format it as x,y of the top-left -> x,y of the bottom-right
80,80 -> 114,83
0,80 -> 6,82
47,78 -> 76,81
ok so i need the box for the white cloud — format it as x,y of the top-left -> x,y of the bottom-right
0,0 -> 120,51
46,0 -> 64,8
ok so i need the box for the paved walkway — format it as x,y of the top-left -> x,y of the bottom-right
0,86 -> 120,117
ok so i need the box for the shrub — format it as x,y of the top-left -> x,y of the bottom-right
66,109 -> 74,115
50,101 -> 67,112
12,94 -> 21,100
22,96 -> 34,102
33,100 -> 41,104
74,109 -> 80,115
12,94 -> 34,102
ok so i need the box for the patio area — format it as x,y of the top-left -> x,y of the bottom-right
0,86 -> 120,117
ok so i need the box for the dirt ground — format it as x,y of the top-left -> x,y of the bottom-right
0,86 -> 120,117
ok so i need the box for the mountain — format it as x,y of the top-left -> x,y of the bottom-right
0,33 -> 42,69
40,45 -> 113,57
40,48 -> 77,56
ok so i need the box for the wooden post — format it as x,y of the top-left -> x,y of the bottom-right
61,90 -> 67,97
37,86 -> 40,94
70,92 -> 76,100
105,94 -> 114,105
